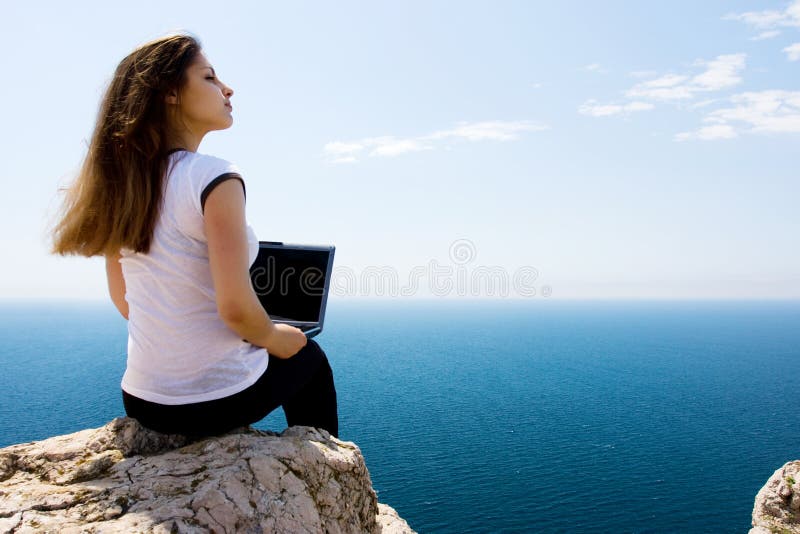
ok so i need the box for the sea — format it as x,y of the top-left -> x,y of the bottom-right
1,299 -> 798,533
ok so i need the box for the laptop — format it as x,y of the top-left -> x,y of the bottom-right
249,241 -> 335,339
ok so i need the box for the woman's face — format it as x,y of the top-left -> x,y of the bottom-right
172,51 -> 234,136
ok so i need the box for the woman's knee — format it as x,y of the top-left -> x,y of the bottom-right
299,338 -> 326,361
303,339 -> 335,380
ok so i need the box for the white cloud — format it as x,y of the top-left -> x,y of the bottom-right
641,74 -> 689,88
750,30 -> 782,41
691,54 -> 746,91
708,90 -> 800,133
322,137 -> 433,161
425,120 -> 547,142
784,42 -> 800,61
724,1 -> 800,31
626,73 -> 693,100
583,63 -> 608,74
578,102 -> 621,117
626,84 -> 689,101
726,3 -> 800,60
364,137 -> 432,157
323,120 -> 547,164
581,53 -> 747,133
578,99 -> 654,117
323,141 -> 363,156
676,91 -> 800,141
596,59 -> 798,140
577,0 -> 800,141
690,99 -> 717,110
675,124 -> 738,141
625,54 -> 745,101
625,101 -> 655,112
724,10 -> 789,29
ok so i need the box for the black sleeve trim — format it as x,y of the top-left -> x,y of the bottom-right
201,172 -> 246,213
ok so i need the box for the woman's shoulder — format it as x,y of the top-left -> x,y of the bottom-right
175,150 -> 238,171
172,151 -> 242,182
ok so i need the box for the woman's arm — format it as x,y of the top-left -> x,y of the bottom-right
105,251 -> 129,320
203,179 -> 307,358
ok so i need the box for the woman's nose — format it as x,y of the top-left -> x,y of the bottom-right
223,83 -> 234,98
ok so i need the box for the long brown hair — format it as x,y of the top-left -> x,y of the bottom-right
51,34 -> 201,257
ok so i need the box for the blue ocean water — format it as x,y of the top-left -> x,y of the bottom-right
0,299 -> 798,533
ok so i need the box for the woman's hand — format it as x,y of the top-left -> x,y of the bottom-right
266,323 -> 308,359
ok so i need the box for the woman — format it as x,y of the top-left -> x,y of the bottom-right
51,34 -> 338,438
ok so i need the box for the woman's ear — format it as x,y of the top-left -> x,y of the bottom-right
165,89 -> 179,105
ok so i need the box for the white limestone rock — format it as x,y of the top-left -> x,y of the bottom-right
750,460 -> 800,534
0,418 -> 415,533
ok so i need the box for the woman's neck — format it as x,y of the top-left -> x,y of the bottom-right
166,128 -> 203,153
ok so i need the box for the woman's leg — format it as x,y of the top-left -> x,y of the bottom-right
252,339 -> 339,437
279,342 -> 338,437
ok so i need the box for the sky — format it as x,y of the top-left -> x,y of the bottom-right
1,0 -> 798,301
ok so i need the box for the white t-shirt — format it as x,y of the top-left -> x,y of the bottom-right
119,150 -> 268,405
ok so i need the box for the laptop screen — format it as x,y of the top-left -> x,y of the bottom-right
249,244 -> 334,324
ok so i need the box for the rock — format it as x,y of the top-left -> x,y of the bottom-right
376,504 -> 414,533
0,418 -> 415,533
750,460 -> 800,534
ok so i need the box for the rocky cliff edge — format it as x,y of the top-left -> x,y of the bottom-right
750,460 -> 800,534
0,418 -> 414,533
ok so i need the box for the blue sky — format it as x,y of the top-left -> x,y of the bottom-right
1,1 -> 798,300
